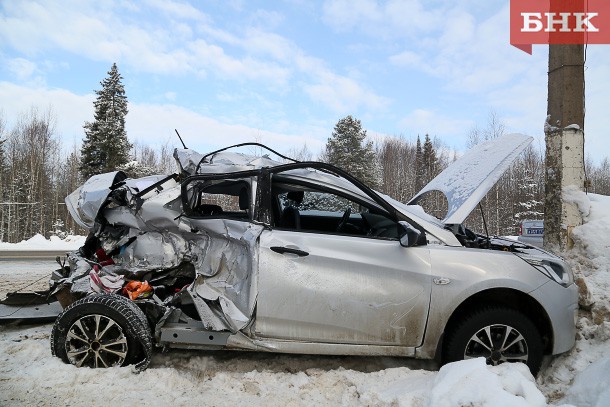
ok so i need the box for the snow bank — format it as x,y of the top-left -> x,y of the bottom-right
0,234 -> 86,251
560,356 -> 610,407
429,358 -> 546,407
538,192 -> 610,405
0,322 -> 546,407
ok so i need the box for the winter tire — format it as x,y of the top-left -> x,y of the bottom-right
51,294 -> 153,370
443,306 -> 544,376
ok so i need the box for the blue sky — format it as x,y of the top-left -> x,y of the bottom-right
1,0 -> 609,162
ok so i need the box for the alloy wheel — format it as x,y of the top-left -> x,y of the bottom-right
463,324 -> 529,365
65,314 -> 128,368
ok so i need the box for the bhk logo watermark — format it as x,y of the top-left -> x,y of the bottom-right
510,0 -> 610,54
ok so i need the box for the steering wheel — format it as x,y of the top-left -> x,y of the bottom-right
336,207 -> 352,232
360,213 -> 373,236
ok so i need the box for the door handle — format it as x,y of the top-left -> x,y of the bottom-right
270,246 -> 309,257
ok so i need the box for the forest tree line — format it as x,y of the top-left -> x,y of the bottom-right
1,108 -> 609,243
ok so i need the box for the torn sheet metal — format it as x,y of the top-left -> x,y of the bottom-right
184,218 -> 263,332
58,162 -> 263,335
65,171 -> 127,229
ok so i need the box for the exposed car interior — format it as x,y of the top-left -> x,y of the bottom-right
187,179 -> 251,220
271,182 -> 403,239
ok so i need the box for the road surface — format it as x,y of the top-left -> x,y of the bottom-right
0,258 -> 57,299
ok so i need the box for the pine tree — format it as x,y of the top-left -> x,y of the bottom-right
80,63 -> 131,179
325,115 -> 379,188
422,134 -> 437,182
415,135 -> 424,190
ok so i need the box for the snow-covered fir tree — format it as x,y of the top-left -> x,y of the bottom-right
422,134 -> 438,182
414,135 -> 424,190
325,115 -> 380,188
514,169 -> 544,223
80,63 -> 131,179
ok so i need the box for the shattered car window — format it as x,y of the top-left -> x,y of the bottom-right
186,179 -> 251,219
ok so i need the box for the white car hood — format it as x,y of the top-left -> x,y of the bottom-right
408,133 -> 533,225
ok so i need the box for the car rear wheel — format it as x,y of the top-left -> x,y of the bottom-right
443,306 -> 543,376
51,294 -> 153,370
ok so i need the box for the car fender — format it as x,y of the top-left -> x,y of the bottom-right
414,246 -> 552,359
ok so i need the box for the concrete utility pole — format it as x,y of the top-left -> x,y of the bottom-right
544,44 -> 585,251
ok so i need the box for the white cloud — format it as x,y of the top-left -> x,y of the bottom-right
304,74 -> 389,113
0,82 -> 94,148
0,82 -> 325,156
0,1 -> 388,115
6,58 -> 41,83
145,0 -> 209,21
0,1 -> 278,79
248,9 -> 285,29
128,103 -> 324,153
322,0 -> 442,38
388,50 -> 421,68
399,108 -> 474,145
187,39 -> 291,84
243,29 -> 295,62
387,5 -> 529,93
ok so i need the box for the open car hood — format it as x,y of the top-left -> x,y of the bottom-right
408,133 -> 533,225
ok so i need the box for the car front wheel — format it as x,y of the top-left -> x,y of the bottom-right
443,306 -> 544,376
51,294 -> 153,370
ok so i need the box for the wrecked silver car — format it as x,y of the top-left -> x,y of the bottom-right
44,133 -> 576,375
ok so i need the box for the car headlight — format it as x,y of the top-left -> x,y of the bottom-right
523,257 -> 574,287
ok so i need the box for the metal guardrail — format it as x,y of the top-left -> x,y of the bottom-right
0,250 -> 71,260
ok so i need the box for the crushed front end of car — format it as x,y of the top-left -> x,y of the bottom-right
47,148 -> 281,369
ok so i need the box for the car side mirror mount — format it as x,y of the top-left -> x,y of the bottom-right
399,221 -> 422,247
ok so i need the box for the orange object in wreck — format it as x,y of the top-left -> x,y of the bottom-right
122,281 -> 153,300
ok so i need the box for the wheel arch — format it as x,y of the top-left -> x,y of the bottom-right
437,288 -> 554,360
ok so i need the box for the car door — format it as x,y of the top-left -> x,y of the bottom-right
254,181 -> 432,347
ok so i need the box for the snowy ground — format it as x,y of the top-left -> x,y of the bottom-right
1,195 -> 609,406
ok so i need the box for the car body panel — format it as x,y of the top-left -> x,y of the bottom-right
415,245 -> 567,357
527,279 -> 578,354
256,229 -> 432,346
409,133 -> 533,224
